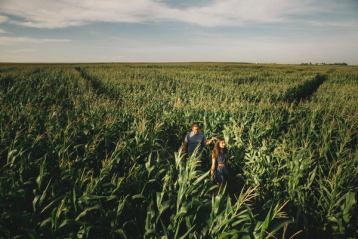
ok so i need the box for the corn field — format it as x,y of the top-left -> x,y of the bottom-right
0,63 -> 357,238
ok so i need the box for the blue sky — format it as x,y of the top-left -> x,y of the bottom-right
0,0 -> 357,64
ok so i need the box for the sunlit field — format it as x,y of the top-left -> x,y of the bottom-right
1,63 -> 357,238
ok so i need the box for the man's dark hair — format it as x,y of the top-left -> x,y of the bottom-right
191,122 -> 200,128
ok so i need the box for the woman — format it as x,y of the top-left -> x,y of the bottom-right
210,137 -> 229,185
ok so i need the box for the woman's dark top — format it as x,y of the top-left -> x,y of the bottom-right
214,150 -> 228,183
217,150 -> 227,165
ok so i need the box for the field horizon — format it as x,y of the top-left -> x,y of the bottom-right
0,62 -> 356,66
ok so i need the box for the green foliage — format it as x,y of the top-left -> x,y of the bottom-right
0,63 -> 357,238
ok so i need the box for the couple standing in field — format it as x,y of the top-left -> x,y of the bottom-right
180,122 -> 230,185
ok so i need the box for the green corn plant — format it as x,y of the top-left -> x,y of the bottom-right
1,63 -> 358,238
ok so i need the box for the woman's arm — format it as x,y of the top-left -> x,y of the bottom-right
205,136 -> 217,146
210,154 -> 216,176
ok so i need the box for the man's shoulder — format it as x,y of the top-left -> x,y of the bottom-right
196,132 -> 205,140
187,131 -> 205,139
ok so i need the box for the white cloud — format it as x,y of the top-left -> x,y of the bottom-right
0,36 -> 71,45
0,16 -> 8,33
11,48 -> 36,53
0,15 -> 8,23
305,20 -> 358,28
0,0 -> 351,28
1,0 -> 170,28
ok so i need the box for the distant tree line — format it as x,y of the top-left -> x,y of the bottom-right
301,62 -> 348,66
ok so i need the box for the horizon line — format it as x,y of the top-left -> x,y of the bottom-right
0,61 -> 355,66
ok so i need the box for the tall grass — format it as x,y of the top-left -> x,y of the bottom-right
0,63 -> 357,238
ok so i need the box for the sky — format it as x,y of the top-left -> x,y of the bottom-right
0,0 -> 357,64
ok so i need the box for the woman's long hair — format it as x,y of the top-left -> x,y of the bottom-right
212,137 -> 227,160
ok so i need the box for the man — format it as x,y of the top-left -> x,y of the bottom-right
181,122 -> 216,157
